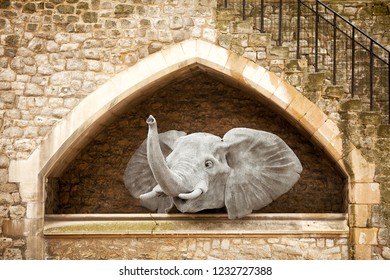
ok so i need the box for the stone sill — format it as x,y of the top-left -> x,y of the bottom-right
44,213 -> 348,238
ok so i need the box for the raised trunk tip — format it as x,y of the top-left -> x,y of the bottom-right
146,115 -> 156,125
146,114 -> 185,197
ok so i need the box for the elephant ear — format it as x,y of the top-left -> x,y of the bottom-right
222,128 -> 303,219
123,130 -> 187,213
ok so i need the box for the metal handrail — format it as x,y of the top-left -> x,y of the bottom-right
297,0 -> 389,115
218,0 -> 390,123
298,0 -> 389,65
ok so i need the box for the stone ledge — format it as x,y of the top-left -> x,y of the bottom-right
44,213 -> 348,237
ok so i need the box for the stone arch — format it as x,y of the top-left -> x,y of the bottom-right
7,39 -> 377,259
9,39 -> 372,187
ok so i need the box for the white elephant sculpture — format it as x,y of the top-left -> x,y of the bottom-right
123,115 -> 303,219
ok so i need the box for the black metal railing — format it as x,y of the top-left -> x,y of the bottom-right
218,0 -> 390,123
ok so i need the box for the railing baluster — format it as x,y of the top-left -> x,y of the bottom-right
333,13 -> 337,85
370,40 -> 374,111
260,0 -> 265,33
315,0 -> 319,72
388,54 -> 390,123
243,0 -> 246,20
351,27 -> 355,97
296,0 -> 301,59
278,0 -> 283,46
224,0 -> 228,8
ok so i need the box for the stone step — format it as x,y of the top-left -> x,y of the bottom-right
340,97 -> 362,112
284,59 -> 308,73
322,85 -> 346,100
359,111 -> 383,126
303,72 -> 326,92
378,125 -> 390,138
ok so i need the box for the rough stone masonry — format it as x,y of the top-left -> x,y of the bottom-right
1,0 -> 390,259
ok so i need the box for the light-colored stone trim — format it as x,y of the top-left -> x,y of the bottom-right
6,39 -> 378,259
44,213 -> 348,237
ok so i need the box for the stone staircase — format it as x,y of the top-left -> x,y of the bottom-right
216,0 -> 390,126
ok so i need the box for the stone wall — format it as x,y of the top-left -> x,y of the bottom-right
1,0 -> 390,259
45,236 -> 349,260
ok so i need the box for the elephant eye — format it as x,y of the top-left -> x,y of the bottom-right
205,160 -> 213,168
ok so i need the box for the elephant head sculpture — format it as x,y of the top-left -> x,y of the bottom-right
123,115 -> 303,219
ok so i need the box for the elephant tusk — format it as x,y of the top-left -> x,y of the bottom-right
178,188 -> 203,200
139,184 -> 164,200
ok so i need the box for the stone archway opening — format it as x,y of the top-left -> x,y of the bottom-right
10,39 -> 378,259
46,67 -> 347,216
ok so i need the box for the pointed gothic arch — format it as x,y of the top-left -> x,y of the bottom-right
8,39 -> 377,259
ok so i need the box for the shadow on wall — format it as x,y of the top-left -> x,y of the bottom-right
46,71 -> 346,214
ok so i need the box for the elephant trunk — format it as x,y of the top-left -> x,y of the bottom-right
146,115 -> 188,197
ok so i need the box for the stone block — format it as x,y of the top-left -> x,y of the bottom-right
286,94 -> 314,122
383,247 -> 390,260
303,72 -> 326,91
323,85 -> 344,99
0,206 -> 9,217
216,9 -> 237,21
378,228 -> 389,245
4,34 -> 20,47
205,43 -> 230,74
10,205 -> 26,219
349,204 -> 371,227
0,68 -> 16,82
3,248 -> 23,260
359,112 -> 382,125
0,193 -> 14,205
0,170 -> 8,184
224,51 -> 248,79
0,155 -> 10,168
115,4 -> 134,17
0,237 -> 13,250
285,59 -> 307,73
350,228 -> 378,245
248,33 -> 271,47
22,3 -> 36,14
57,4 -> 75,14
218,34 -> 233,49
271,81 -> 299,110
82,12 -> 98,23
349,183 -> 380,204
312,119 -> 341,150
340,98 -> 362,111
299,105 -> 328,136
0,183 -> 18,193
269,46 -> 289,59
378,125 -> 390,138
24,83 -> 43,96
242,61 -> 266,89
352,245 -> 371,260
26,201 -> 44,219
254,70 -> 281,100
343,149 -> 376,183
28,37 -> 45,52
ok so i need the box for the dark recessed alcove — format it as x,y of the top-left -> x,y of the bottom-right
45,70 -> 346,214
